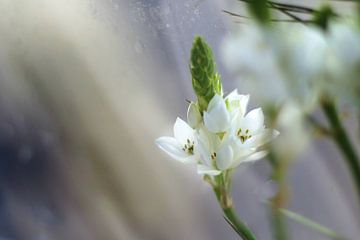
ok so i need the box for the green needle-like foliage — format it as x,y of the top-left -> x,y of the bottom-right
247,0 -> 270,24
312,5 -> 336,30
190,36 -> 222,112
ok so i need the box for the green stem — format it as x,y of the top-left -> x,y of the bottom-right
267,152 -> 290,240
222,206 -> 257,240
212,175 -> 257,240
270,207 -> 288,240
321,99 -> 360,204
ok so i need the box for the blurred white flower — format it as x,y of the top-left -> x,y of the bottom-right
156,118 -> 199,164
221,23 -> 327,110
221,24 -> 288,104
327,20 -> 360,103
278,24 -> 327,109
273,102 -> 309,160
222,20 -> 360,108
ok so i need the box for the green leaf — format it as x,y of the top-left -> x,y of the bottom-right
190,36 -> 222,112
279,208 -> 346,240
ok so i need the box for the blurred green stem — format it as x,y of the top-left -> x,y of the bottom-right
212,173 -> 257,240
279,208 -> 346,240
268,152 -> 290,240
321,99 -> 360,204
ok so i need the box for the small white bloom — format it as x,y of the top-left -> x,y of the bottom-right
156,118 -> 198,164
203,94 -> 231,133
195,127 -> 248,175
229,107 -> 279,166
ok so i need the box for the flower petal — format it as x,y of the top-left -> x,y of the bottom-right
242,150 -> 268,163
243,129 -> 280,148
187,102 -> 202,128
173,117 -> 195,145
226,89 -> 250,116
156,137 -> 196,164
242,108 -> 264,133
216,145 -> 234,170
197,164 -> 221,176
204,95 -> 230,133
197,135 -> 213,166
230,147 -> 256,168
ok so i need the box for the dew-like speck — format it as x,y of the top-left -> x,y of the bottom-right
193,8 -> 200,16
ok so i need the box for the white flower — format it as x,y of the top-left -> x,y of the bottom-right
156,118 -> 199,164
196,107 -> 278,175
156,90 -> 279,176
203,94 -> 231,133
227,107 -> 279,167
195,127 -> 249,175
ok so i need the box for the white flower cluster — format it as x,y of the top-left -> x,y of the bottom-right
222,20 -> 360,108
156,90 -> 279,176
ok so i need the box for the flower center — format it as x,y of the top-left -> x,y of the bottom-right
182,139 -> 194,155
211,152 -> 217,160
237,128 -> 252,143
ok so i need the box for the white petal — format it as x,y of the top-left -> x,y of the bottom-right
242,108 -> 264,133
242,151 -> 268,163
230,147 -> 256,168
216,145 -> 234,170
197,135 -> 212,166
187,102 -> 202,128
173,117 -> 195,145
155,137 -> 196,164
207,94 -> 223,111
197,164 -> 221,176
243,129 -> 279,148
204,95 -> 230,133
226,89 -> 250,116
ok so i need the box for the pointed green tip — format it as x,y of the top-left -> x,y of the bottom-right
189,36 -> 222,112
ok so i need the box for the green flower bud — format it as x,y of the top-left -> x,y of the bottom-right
190,36 -> 222,112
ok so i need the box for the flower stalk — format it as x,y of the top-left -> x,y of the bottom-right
212,172 -> 257,240
268,151 -> 290,240
321,98 -> 360,204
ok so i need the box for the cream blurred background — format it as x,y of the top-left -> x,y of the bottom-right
0,0 -> 359,239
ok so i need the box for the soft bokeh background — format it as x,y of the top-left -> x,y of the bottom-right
0,0 -> 359,239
